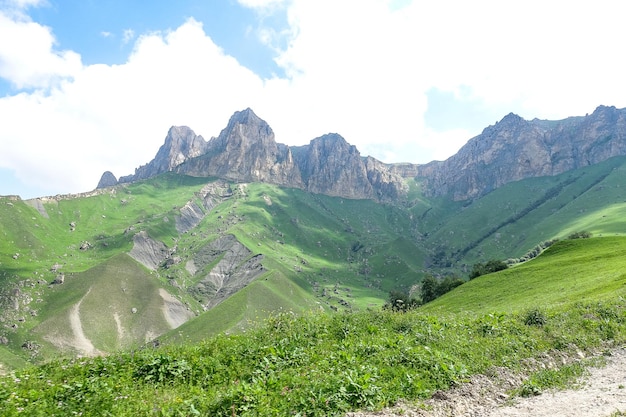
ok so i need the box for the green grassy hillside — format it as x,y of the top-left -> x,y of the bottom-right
0,175 -> 213,366
416,155 -> 626,270
4,156 -> 626,368
0,174 -> 429,367
423,236 -> 626,314
2,236 -> 626,415
32,254 -> 182,356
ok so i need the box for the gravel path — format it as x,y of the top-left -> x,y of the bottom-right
490,348 -> 626,417
348,348 -> 626,417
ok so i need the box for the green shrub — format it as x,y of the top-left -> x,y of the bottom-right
568,231 -> 592,239
419,275 -> 464,304
469,260 -> 508,279
523,308 -> 547,327
384,290 -> 419,312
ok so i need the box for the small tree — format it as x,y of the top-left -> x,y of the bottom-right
420,275 -> 439,304
385,290 -> 419,312
437,276 -> 464,296
568,231 -> 592,239
469,259 -> 508,279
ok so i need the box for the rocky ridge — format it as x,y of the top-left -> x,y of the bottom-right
119,126 -> 208,184
418,105 -> 626,200
100,105 -> 626,202
101,108 -> 408,201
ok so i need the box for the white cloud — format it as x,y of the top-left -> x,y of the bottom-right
0,11 -> 82,89
2,0 -> 626,197
260,0 -> 430,156
396,0 -> 626,120
263,0 -> 626,157
0,18 -> 265,195
2,0 -> 46,10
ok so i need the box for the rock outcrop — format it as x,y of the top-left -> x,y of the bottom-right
119,126 -> 207,184
96,171 -> 118,189
418,105 -> 626,200
177,108 -> 304,187
174,180 -> 233,234
292,133 -> 374,198
100,105 -> 626,203
105,108 -> 407,201
129,231 -> 170,270
186,234 -> 265,309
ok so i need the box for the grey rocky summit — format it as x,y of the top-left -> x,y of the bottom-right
98,105 -> 626,202
96,171 -> 118,189
416,105 -> 626,200
119,125 -> 207,184
101,108 -> 408,201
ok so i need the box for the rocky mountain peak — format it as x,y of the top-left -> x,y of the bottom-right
96,171 -> 118,189
117,126 -> 207,185
102,108 -> 407,201
176,108 -> 300,185
593,104 -> 617,114
230,107 -> 262,125
291,133 -> 375,198
418,106 -> 626,200
308,133 -> 355,155
218,107 -> 274,148
499,112 -> 524,124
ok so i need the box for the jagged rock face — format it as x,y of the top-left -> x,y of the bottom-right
96,105 -> 626,203
113,108 -> 407,201
419,106 -> 626,200
119,126 -> 207,183
387,163 -> 420,179
547,105 -> 626,169
292,134 -> 375,199
364,157 -> 409,201
178,108 -> 303,187
96,171 -> 118,189
174,180 -> 233,234
186,234 -> 265,309
129,231 -> 170,270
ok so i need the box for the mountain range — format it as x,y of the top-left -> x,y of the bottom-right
100,105 -> 626,202
3,105 -> 626,368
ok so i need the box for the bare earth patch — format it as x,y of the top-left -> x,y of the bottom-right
490,348 -> 626,417
113,312 -> 124,342
158,288 -> 195,328
348,348 -> 626,417
68,290 -> 101,357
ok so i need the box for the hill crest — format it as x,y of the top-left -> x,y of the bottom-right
103,108 -> 407,201
99,105 -> 626,202
418,105 -> 626,200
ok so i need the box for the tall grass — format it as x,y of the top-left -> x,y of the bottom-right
1,299 -> 624,416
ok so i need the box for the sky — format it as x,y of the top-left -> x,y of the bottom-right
2,0 -> 626,198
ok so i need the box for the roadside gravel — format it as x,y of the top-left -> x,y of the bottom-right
348,347 -> 626,417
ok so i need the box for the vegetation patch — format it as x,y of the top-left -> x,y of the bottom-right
1,299 -> 625,416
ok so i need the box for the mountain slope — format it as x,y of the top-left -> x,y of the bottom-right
416,155 -> 626,269
6,106 -> 626,368
33,253 -> 192,356
418,105 -> 626,200
5,155 -> 626,366
0,174 -> 429,366
422,236 -> 626,314
3,235 -> 626,416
